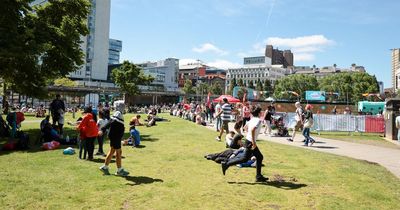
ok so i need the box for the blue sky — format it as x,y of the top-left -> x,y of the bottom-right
110,0 -> 400,88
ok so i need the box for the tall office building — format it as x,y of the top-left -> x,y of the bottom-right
392,48 -> 400,90
32,0 -> 111,84
109,39 -> 122,64
137,58 -> 180,92
265,45 -> 294,68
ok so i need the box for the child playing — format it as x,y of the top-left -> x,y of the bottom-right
77,107 -> 98,160
99,111 -> 129,176
129,125 -> 141,147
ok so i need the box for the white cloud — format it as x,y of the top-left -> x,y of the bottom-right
206,60 -> 242,69
192,43 -> 228,55
263,35 -> 335,62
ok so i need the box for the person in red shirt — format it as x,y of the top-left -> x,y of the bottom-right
77,107 -> 98,160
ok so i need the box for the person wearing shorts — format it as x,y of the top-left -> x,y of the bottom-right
99,111 -> 129,176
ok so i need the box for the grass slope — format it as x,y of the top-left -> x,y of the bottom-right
0,113 -> 399,209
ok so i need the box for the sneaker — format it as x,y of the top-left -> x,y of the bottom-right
287,138 -> 293,142
99,166 -> 110,175
215,136 -> 221,141
309,139 -> 315,146
95,152 -> 105,156
221,162 -> 228,175
256,176 -> 269,182
115,168 -> 130,176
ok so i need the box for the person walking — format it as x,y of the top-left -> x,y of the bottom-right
214,101 -> 222,132
287,102 -> 304,142
263,102 -> 275,136
221,105 -> 268,182
215,98 -> 232,141
395,108 -> 400,142
303,104 -> 315,146
99,111 -> 129,176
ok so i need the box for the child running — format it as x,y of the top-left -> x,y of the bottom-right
99,111 -> 129,176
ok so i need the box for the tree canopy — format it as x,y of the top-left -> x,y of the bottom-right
111,61 -> 154,95
273,74 -> 319,100
0,0 -> 91,98
319,72 -> 379,103
182,79 -> 195,96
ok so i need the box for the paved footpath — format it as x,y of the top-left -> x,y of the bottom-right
207,123 -> 400,179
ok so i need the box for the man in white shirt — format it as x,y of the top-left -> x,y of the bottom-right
214,102 -> 222,132
287,102 -> 303,142
221,105 -> 268,182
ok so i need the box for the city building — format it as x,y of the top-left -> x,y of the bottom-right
137,58 -> 179,92
32,0 -> 111,86
291,64 -> 366,79
198,68 -> 226,94
265,45 -> 293,68
392,48 -> 400,91
109,39 -> 122,64
225,56 -> 287,92
178,61 -> 206,87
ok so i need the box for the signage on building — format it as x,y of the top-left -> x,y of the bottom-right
305,91 -> 325,101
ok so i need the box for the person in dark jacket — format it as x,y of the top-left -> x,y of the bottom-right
99,111 -> 129,176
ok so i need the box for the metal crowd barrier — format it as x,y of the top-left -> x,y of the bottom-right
280,113 -> 384,133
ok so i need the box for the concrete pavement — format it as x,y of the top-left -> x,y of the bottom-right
207,122 -> 400,179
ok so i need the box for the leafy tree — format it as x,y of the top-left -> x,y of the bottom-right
112,61 -> 154,95
238,78 -> 244,87
263,79 -> 273,96
256,78 -> 263,91
210,82 -> 223,95
273,74 -> 318,100
227,78 -> 236,95
182,79 -> 195,96
248,80 -> 255,89
319,72 -> 379,103
196,82 -> 209,95
53,77 -> 77,87
0,0 -> 91,98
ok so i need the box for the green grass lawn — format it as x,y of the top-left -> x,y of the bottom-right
1,113 -> 400,209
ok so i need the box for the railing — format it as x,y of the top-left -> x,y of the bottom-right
281,113 -> 384,133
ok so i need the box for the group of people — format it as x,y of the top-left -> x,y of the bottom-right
286,102 -> 315,146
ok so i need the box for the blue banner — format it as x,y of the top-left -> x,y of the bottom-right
305,91 -> 325,101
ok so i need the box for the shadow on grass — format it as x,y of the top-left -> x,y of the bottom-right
123,176 -> 163,186
88,158 -> 115,163
140,135 -> 159,142
311,146 -> 338,149
227,180 -> 307,190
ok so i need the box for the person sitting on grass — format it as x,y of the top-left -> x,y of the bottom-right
128,124 -> 141,147
225,131 -> 243,149
99,111 -> 129,176
130,115 -> 144,126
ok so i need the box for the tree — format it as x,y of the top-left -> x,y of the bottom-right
182,79 -> 195,96
248,80 -> 255,89
0,0 -> 91,98
273,74 -> 319,101
196,82 -> 209,95
238,78 -> 244,87
53,77 -> 77,87
256,79 -> 263,91
210,82 -> 223,95
227,78 -> 236,95
319,72 -> 379,103
263,79 -> 273,96
112,61 -> 154,95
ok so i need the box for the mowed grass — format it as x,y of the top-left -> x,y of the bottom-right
0,113 -> 400,209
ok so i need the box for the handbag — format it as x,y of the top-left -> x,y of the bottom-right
303,118 -> 314,128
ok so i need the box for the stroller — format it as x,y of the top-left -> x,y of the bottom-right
271,115 -> 289,137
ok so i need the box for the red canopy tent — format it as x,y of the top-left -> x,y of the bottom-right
212,95 -> 241,103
